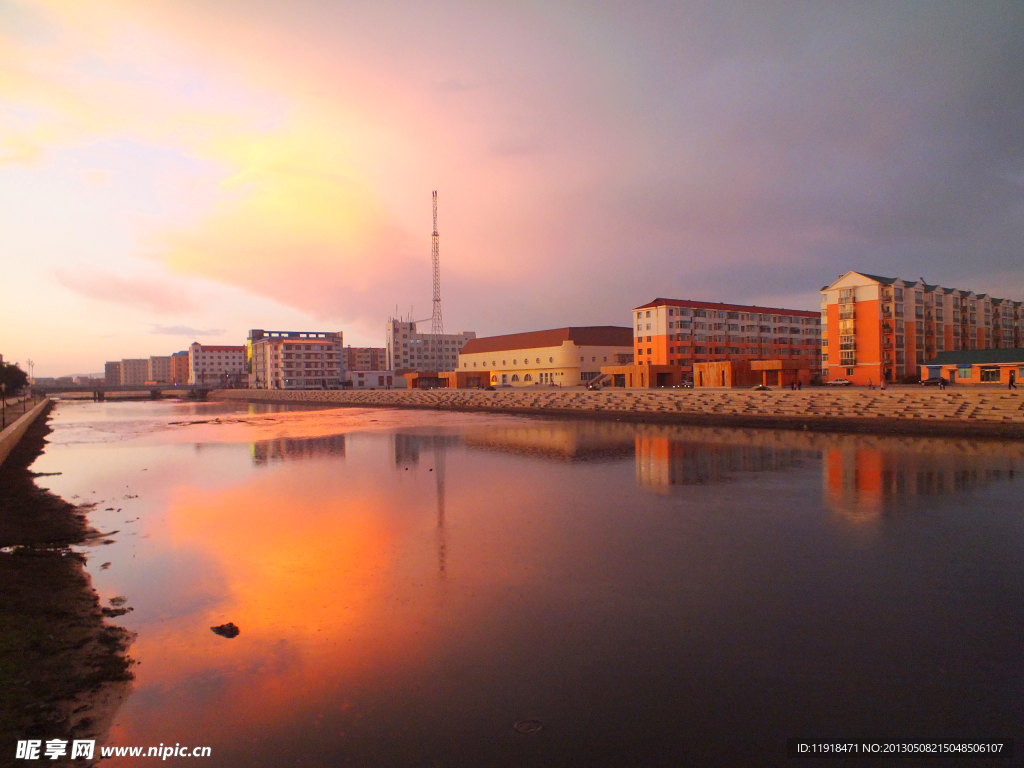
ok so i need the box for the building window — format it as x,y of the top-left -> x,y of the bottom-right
549,357 -> 554,363
846,367 -> 855,376
980,368 -> 1000,382
524,374 -> 532,381
958,366 -> 971,379
511,374 -> 520,382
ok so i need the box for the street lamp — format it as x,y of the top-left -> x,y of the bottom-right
1,383 -> 6,429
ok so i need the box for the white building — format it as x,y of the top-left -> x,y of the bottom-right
344,370 -> 397,389
188,342 -> 247,386
458,327 -> 635,387
148,356 -> 172,383
248,329 -> 344,389
119,358 -> 149,386
385,317 -> 476,372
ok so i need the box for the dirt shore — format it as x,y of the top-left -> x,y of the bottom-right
211,387 -> 1024,440
0,403 -> 133,767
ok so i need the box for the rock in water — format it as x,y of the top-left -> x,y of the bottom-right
211,622 -> 240,639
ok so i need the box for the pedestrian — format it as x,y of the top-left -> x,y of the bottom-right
939,377 -> 946,390
867,378 -> 874,390
797,380 -> 803,391
791,380 -> 796,391
880,377 -> 887,391
1009,372 -> 1018,390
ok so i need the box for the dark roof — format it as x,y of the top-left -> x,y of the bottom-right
634,298 -> 817,317
927,349 -> 1024,366
461,327 -> 634,355
853,272 -> 900,285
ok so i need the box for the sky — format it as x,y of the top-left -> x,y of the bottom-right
1,0 -> 1022,376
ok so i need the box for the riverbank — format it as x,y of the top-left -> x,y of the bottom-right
0,402 -> 133,764
211,387 -> 1024,439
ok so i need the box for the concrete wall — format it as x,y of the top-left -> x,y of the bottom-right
0,398 -> 50,469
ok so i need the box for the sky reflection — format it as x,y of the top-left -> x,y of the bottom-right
30,400 -> 1024,766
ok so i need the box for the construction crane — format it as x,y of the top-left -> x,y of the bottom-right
430,190 -> 443,370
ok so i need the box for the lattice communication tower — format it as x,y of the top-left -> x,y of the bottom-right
430,190 -> 443,369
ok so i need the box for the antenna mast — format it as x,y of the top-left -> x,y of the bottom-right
430,190 -> 443,370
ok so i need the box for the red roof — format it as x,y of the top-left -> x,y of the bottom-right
634,298 -> 817,317
461,327 -> 633,355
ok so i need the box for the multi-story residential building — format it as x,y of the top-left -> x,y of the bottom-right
148,355 -> 172,383
457,327 -> 634,387
104,361 -> 122,386
248,330 -> 344,389
821,272 -> 1023,385
171,351 -> 190,385
631,299 -> 822,381
344,347 -> 387,372
188,342 -> 248,386
119,358 -> 149,386
385,317 -> 476,372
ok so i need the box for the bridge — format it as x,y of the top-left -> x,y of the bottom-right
31,384 -> 215,401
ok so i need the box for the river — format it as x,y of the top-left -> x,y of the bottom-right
29,399 -> 1024,766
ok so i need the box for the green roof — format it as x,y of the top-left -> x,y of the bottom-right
927,349 -> 1024,366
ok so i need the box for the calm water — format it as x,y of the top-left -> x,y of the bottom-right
30,400 -> 1024,766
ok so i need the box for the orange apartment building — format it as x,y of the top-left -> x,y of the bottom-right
632,298 -> 822,382
821,272 -> 1023,385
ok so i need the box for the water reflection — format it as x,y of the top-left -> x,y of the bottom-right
30,402 -> 1024,766
635,433 -> 806,491
821,440 -> 1022,522
252,434 -> 347,465
461,422 -> 635,462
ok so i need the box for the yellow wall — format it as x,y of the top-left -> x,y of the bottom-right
458,340 -> 631,387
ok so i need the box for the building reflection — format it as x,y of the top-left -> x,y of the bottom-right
251,434 -> 347,465
461,422 -> 635,462
629,424 -> 1023,515
256,420 -> 1023,525
821,439 -> 1023,522
391,433 -> 461,467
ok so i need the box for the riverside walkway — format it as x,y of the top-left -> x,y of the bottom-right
214,387 -> 1024,439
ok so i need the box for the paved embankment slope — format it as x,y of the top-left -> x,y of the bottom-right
0,397 -> 50,468
213,388 -> 1024,439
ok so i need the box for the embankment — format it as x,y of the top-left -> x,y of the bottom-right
0,397 -> 50,469
212,387 -> 1024,439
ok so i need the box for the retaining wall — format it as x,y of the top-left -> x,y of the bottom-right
211,388 -> 1024,439
0,398 -> 51,469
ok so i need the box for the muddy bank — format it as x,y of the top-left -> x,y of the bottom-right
0,403 -> 133,765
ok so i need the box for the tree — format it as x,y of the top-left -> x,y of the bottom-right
0,362 -> 29,392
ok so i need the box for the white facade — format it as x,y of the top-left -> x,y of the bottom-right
344,370 -> 396,389
385,318 -> 476,372
188,343 -> 247,386
148,356 -> 172,383
119,359 -> 149,386
248,330 -> 344,389
458,328 -> 634,387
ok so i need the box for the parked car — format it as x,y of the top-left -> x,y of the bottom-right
752,384 -> 771,391
920,377 -> 948,386
827,378 -> 852,386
